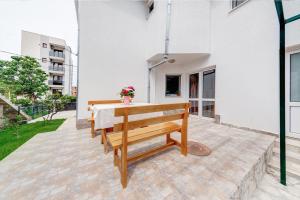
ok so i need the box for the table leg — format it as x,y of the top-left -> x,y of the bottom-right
102,129 -> 109,154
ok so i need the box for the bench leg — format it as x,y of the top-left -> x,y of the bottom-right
166,133 -> 171,144
181,130 -> 187,156
181,104 -> 189,156
121,145 -> 128,188
114,148 -> 118,166
102,129 -> 109,154
100,129 -> 104,144
91,120 -> 95,138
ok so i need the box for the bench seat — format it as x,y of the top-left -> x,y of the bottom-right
108,103 -> 189,188
108,122 -> 181,148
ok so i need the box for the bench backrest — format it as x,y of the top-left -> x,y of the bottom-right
113,103 -> 190,132
88,100 -> 122,105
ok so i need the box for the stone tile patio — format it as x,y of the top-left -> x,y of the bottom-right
0,112 -> 275,200
251,168 -> 300,200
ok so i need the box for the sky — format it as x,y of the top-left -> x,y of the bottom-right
0,0 -> 78,85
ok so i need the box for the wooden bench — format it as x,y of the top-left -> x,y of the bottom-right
87,100 -> 122,152
107,102 -> 190,188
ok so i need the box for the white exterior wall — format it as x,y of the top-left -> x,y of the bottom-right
284,0 -> 300,49
145,0 -> 211,56
168,0 -> 211,54
21,30 -> 73,95
209,0 -> 280,133
77,1 -> 149,120
64,46 -> 73,95
76,0 -> 300,134
21,31 -> 41,58
76,0 -> 211,120
153,0 -> 300,134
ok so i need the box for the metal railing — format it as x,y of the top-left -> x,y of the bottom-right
20,103 -> 77,119
20,105 -> 49,119
48,80 -> 64,85
49,50 -> 65,58
48,65 -> 65,72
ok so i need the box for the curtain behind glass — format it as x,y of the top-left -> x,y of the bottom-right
189,73 -> 199,98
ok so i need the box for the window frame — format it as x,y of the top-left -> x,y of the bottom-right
165,74 -> 182,97
230,0 -> 249,12
42,58 -> 47,63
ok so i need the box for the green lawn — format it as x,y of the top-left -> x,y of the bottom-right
0,119 -> 65,160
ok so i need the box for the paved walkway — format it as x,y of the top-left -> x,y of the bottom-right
28,110 -> 76,124
251,169 -> 300,200
0,112 -> 275,200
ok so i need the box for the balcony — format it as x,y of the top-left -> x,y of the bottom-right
48,80 -> 64,86
48,65 -> 65,73
49,50 -> 65,62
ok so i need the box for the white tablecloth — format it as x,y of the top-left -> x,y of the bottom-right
91,103 -> 162,129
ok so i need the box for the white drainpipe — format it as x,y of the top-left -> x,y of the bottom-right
148,0 -> 173,102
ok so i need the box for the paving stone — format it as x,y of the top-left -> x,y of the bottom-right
0,112 -> 276,200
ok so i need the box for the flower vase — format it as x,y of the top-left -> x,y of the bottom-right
123,96 -> 131,105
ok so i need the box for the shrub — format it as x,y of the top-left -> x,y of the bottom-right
13,98 -> 32,107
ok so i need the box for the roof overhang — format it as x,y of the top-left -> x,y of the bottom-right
147,53 -> 210,68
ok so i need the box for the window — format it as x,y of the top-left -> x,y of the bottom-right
231,0 -> 247,9
202,69 -> 216,118
52,89 -> 62,95
291,53 -> 300,102
42,43 -> 47,48
42,58 -> 47,63
202,101 -> 215,118
189,100 -> 199,115
202,69 -> 215,99
165,75 -> 181,97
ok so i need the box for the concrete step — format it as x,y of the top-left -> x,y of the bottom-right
275,138 -> 300,153
268,156 -> 300,180
273,146 -> 300,165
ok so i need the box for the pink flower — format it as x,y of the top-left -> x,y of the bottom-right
128,86 -> 135,91
123,89 -> 128,95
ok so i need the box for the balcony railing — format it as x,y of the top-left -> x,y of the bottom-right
48,65 -> 65,72
49,50 -> 65,58
48,80 -> 64,86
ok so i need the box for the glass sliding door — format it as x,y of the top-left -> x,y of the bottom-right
189,101 -> 199,115
189,73 -> 199,115
202,69 -> 215,118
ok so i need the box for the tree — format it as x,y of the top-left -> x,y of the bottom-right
1,114 -> 23,137
0,56 -> 48,102
0,60 -> 15,99
42,94 -> 71,122
10,115 -> 23,138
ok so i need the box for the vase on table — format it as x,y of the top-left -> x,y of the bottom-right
123,96 -> 131,105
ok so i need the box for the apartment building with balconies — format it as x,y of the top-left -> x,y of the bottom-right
21,30 -> 73,95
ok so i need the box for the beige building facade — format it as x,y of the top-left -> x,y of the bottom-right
21,30 -> 73,95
